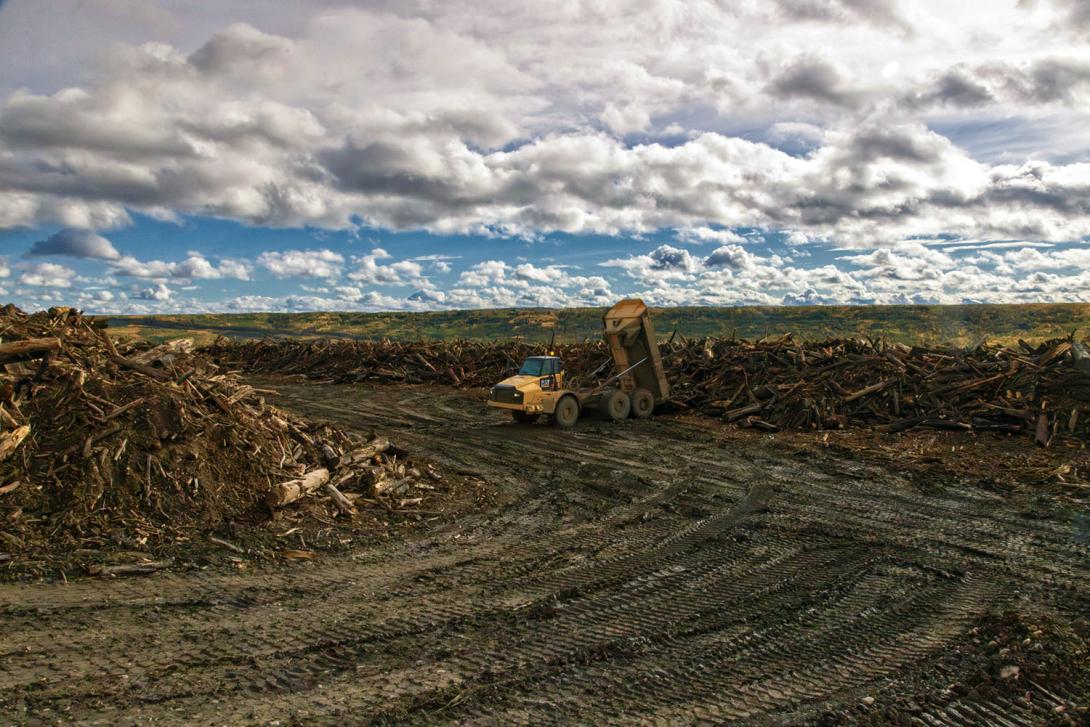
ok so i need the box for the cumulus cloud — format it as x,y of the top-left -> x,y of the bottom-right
334,285 -> 363,302
137,282 -> 173,301
767,122 -> 827,155
257,249 -> 343,278
347,248 -> 424,284
839,244 -> 954,281
458,260 -> 509,287
772,0 -> 909,29
968,245 -> 1090,271
675,226 -> 747,245
309,124 -> 1090,244
13,235 -> 1082,314
600,244 -> 707,286
18,262 -> 77,287
0,1 -> 1089,314
705,244 -> 758,270
769,56 -> 863,108
1020,0 -> 1090,37
905,58 -> 1090,110
450,259 -> 615,308
112,252 -> 252,281
593,238 -> 1090,308
224,290 -> 408,313
28,228 -> 121,259
0,2 -> 1084,246
156,237 -> 1090,307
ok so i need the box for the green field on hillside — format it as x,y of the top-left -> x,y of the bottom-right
107,303 -> 1090,347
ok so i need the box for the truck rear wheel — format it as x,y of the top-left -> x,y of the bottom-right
511,411 -> 538,424
551,395 -> 580,428
599,389 -> 631,421
629,388 -> 654,418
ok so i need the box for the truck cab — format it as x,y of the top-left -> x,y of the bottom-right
516,356 -> 564,391
488,356 -> 564,419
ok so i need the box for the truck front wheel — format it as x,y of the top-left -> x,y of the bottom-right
629,388 -> 654,418
550,395 -> 580,428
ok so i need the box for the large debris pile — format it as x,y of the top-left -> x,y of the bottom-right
662,334 -> 1090,443
206,336 -> 606,387
212,332 -> 1090,443
0,306 -> 440,561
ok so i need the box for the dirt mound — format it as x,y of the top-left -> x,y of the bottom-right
0,306 -> 442,567
210,333 -> 1090,442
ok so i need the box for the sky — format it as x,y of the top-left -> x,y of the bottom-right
0,0 -> 1089,314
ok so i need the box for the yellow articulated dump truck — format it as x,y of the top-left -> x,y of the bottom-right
487,298 -> 670,428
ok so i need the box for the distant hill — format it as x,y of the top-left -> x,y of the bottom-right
106,303 -> 1090,347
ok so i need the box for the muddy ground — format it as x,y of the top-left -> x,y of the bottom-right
1,381 -> 1088,725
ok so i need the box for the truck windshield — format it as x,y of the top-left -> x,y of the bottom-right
519,358 -> 545,375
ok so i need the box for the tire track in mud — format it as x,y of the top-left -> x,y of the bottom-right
456,569 -> 993,725
1,381 -> 1086,725
3,482 -> 768,708
0,460 -> 705,694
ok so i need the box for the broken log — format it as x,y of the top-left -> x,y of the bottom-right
82,425 -> 122,458
320,443 -> 340,468
342,437 -> 391,465
209,536 -> 245,554
1035,413 -> 1051,447
1072,338 -> 1090,374
266,467 -> 330,508
109,354 -> 170,381
103,398 -> 146,421
324,482 -> 356,515
843,379 -> 893,403
128,338 -> 194,365
0,425 -> 30,461
89,560 -> 171,576
874,416 -> 926,434
374,477 -> 413,497
0,337 -> 61,364
742,416 -> 779,432
724,401 -> 765,422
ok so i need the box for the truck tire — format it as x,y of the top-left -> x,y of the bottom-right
512,411 -> 538,424
629,388 -> 654,418
551,395 -> 580,428
599,388 -> 631,421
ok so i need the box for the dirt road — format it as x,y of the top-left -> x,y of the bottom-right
2,382 -> 1087,725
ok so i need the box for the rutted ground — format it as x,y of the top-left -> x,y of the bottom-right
1,381 -> 1087,725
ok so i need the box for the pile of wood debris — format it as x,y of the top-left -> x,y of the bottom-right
0,305 -> 443,567
663,334 -> 1090,444
205,336 -> 605,388
212,332 -> 1090,444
